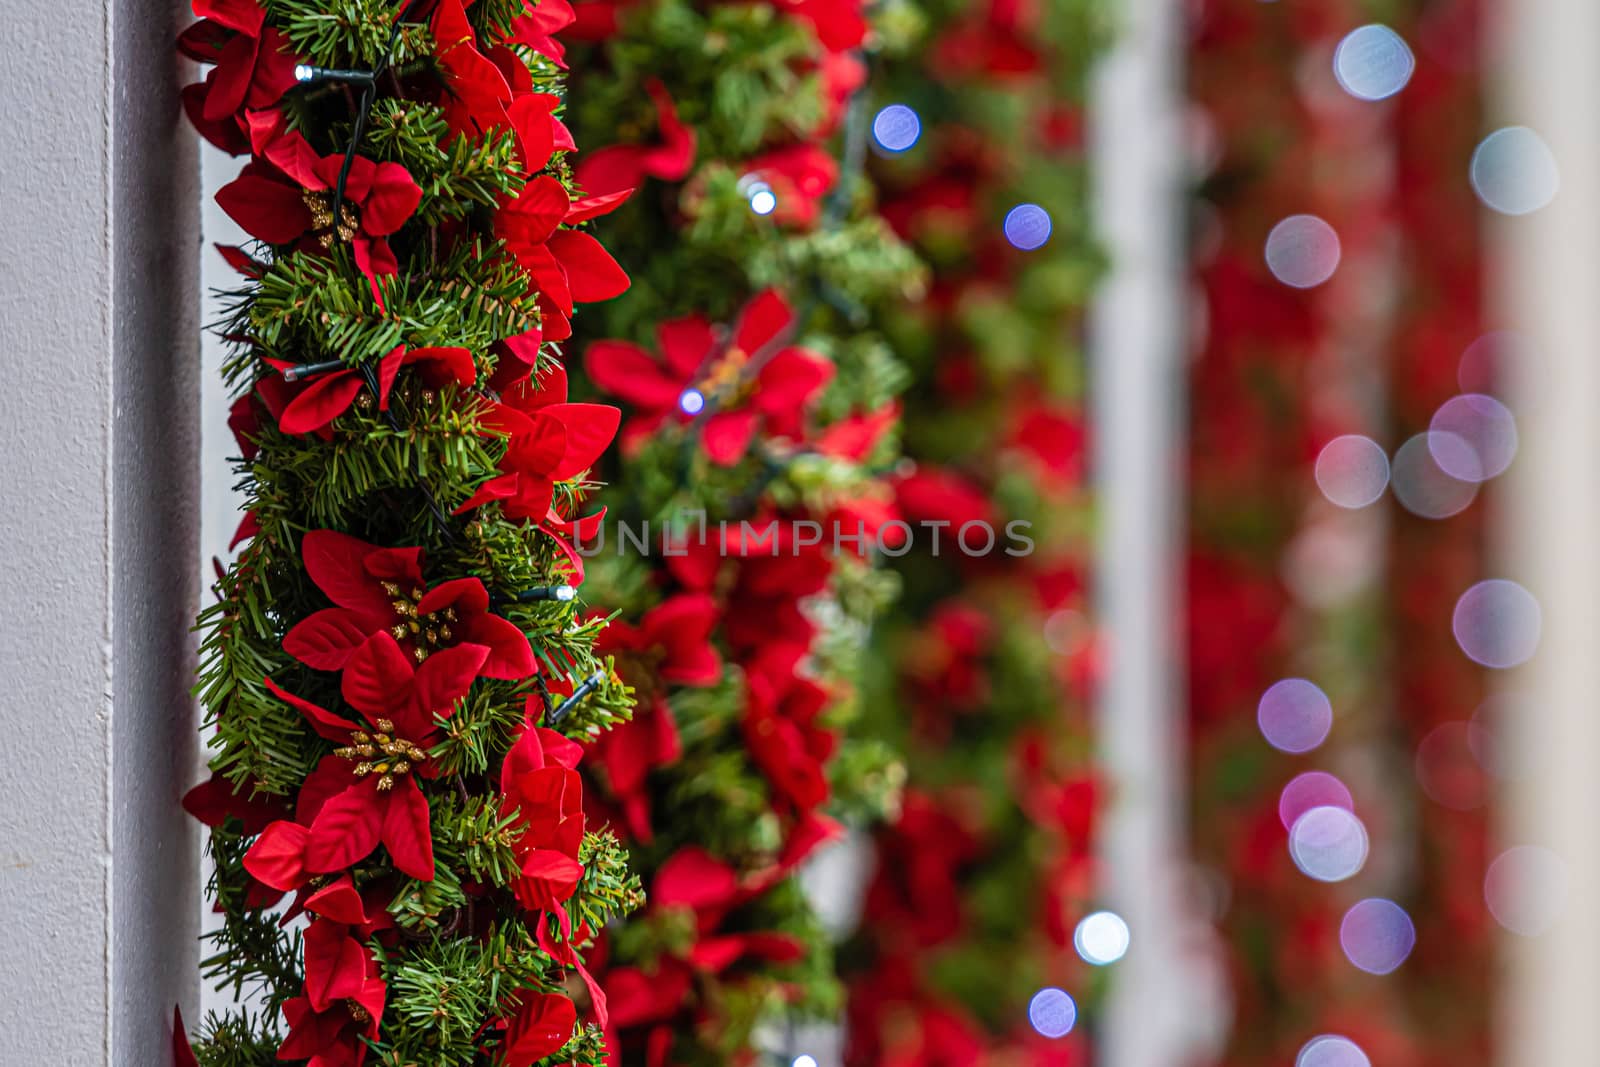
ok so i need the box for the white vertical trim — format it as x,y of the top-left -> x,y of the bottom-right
1090,1 -> 1217,1064
1495,0 -> 1600,1061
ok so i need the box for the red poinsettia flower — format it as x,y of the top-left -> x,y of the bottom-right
282,530 -> 534,679
584,290 -> 833,464
278,969 -> 385,1067
245,633 -> 487,887
587,594 -> 720,840
494,709 -> 588,915
215,129 -> 421,302
300,875 -> 397,1017
663,520 -> 834,660
738,144 -> 839,228
1007,402 -> 1087,489
742,643 -> 836,811
495,175 -> 631,343
178,0 -> 300,125
455,363 -> 621,521
574,79 -> 696,198
259,344 -> 476,437
181,771 -> 290,835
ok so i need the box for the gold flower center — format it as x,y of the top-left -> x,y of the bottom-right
335,719 -> 428,792
382,581 -> 458,663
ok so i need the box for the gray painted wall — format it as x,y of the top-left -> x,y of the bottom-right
0,0 -> 200,1061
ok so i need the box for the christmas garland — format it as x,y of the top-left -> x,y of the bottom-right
549,0 -> 928,1062
175,1 -> 643,1064
1187,1 -> 1492,1062
839,0 -> 1111,1061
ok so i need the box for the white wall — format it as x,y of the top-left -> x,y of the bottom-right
0,0 -> 201,1062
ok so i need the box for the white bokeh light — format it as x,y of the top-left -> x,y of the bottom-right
1485,845 -> 1569,937
1428,394 -> 1517,482
1314,435 -> 1390,508
792,1057 -> 819,1067
1265,214 -> 1341,288
1333,25 -> 1415,101
1004,204 -> 1053,251
1453,578 -> 1541,669
1390,432 -> 1479,519
1289,806 -> 1369,882
1258,678 -> 1334,754
872,103 -> 922,153
748,182 -> 778,215
1340,898 -> 1416,975
1027,987 -> 1077,1038
1297,1035 -> 1371,1067
1471,126 -> 1560,215
678,387 -> 706,415
1073,911 -> 1131,966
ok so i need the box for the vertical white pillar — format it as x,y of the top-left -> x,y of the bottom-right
1496,0 -> 1600,1061
1091,1 -> 1217,1064
0,0 -> 200,1061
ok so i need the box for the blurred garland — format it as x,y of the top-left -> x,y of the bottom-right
556,0 -> 927,1062
1187,1 -> 1492,1063
837,0 -> 1112,1063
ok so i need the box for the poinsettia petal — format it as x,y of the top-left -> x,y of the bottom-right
454,472 -> 522,515
653,847 -> 739,908
202,32 -> 260,121
296,756 -> 354,825
376,343 -> 408,410
513,850 -> 584,910
700,410 -> 759,466
182,773 -> 282,835
278,371 -> 364,435
502,992 -> 578,1067
304,875 -> 369,925
574,144 -> 647,199
755,347 -> 833,411
734,289 -> 794,353
381,778 -> 435,881
456,612 -> 537,681
304,780 -> 385,873
509,92 -> 559,173
408,345 -> 478,390
656,315 -> 716,379
499,175 -> 570,248
263,676 -> 361,741
301,530 -> 404,614
342,632 -> 415,720
243,820 -> 310,891
303,919 -> 368,1011
215,171 -> 310,243
408,642 -> 490,732
194,0 -> 266,34
544,403 -> 621,480
282,608 -> 373,671
565,188 -> 632,222
361,162 -> 422,236
173,1006 -> 200,1067
548,230 -> 630,303
582,341 -> 682,408
415,576 -> 490,618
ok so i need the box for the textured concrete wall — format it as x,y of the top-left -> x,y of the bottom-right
0,0 -> 200,1061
